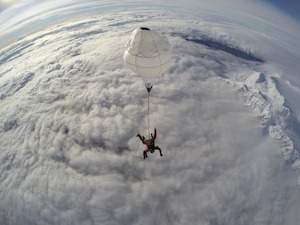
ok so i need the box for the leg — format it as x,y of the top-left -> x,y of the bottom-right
155,146 -> 163,156
143,149 -> 149,159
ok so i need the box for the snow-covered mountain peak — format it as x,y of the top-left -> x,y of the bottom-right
229,70 -> 300,168
245,72 -> 266,84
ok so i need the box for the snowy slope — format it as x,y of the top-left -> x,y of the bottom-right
172,27 -> 300,169
229,72 -> 300,167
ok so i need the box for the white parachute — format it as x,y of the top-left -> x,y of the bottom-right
124,27 -> 171,138
123,27 -> 171,92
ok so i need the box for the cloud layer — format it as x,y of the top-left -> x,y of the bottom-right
1,2 -> 300,225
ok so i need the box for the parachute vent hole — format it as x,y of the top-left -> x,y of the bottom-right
140,27 -> 150,30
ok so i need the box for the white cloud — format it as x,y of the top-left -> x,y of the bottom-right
1,2 -> 300,225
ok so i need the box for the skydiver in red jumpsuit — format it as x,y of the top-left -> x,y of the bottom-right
136,128 -> 163,159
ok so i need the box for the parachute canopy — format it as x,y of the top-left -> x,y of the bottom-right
123,27 -> 171,80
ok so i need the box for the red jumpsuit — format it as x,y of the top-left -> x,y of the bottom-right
137,128 -> 163,159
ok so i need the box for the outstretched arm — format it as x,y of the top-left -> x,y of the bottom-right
136,134 -> 144,142
137,134 -> 145,143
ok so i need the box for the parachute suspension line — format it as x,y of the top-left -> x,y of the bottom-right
147,91 -> 150,138
145,84 -> 152,138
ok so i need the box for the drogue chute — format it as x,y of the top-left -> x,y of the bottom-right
123,27 -> 171,92
123,27 -> 171,141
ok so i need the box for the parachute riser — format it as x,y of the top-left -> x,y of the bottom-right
144,83 -> 152,137
147,92 -> 150,138
146,85 -> 152,138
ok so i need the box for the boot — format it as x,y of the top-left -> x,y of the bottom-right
143,152 -> 147,159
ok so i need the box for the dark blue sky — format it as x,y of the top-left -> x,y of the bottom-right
265,0 -> 300,20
